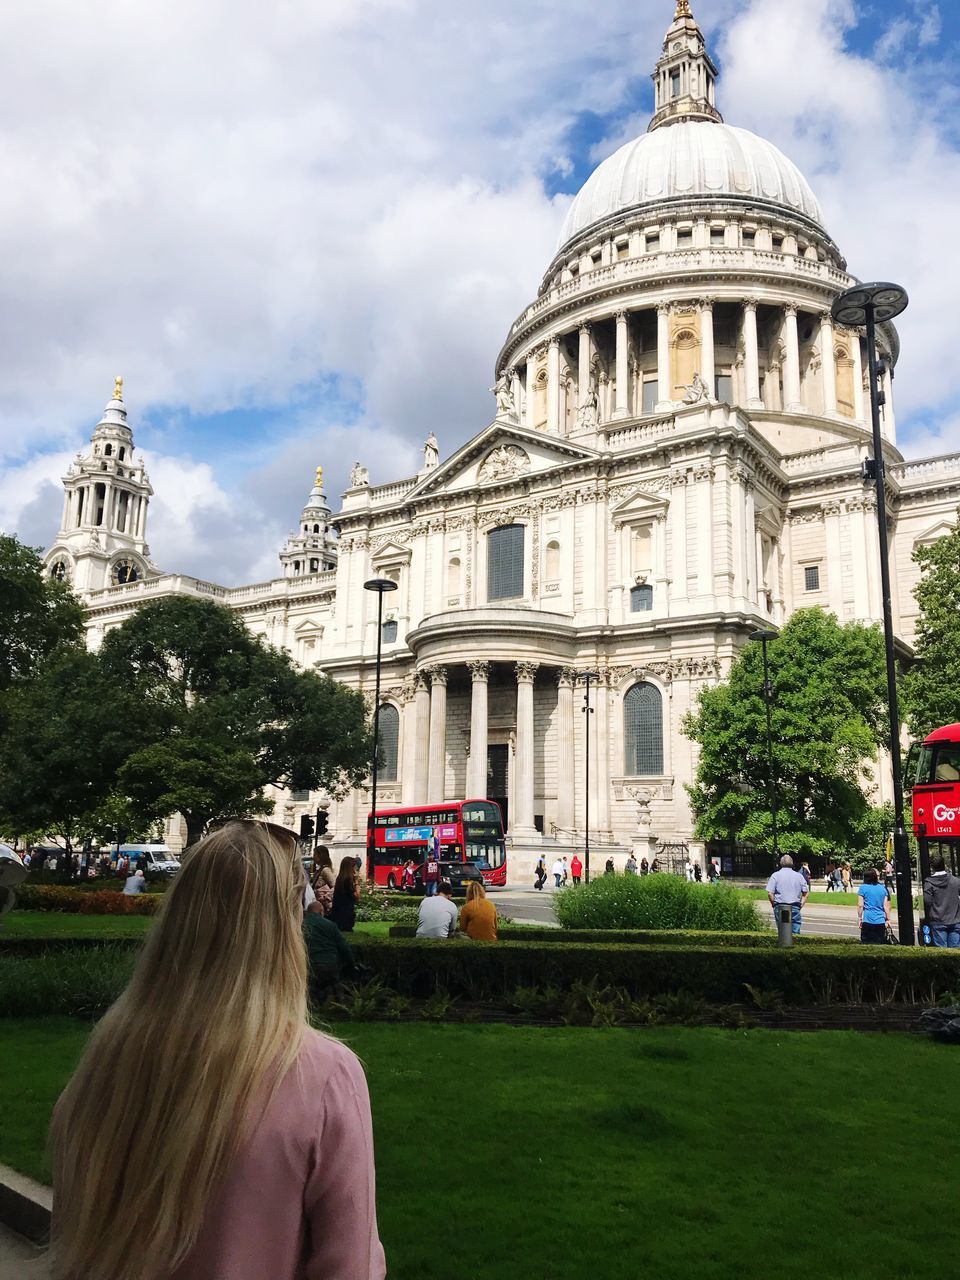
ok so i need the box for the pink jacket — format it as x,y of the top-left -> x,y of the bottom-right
172,1029 -> 386,1280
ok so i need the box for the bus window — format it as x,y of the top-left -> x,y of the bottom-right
934,746 -> 960,782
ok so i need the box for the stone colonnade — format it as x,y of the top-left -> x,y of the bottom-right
511,298 -> 876,436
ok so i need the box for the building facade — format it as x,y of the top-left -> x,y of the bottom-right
47,3 -> 960,873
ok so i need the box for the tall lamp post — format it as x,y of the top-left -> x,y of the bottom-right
749,629 -> 780,865
831,281 -> 914,945
363,577 -> 398,878
577,670 -> 600,883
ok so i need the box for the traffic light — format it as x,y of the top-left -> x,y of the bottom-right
299,814 -> 315,841
315,809 -> 329,837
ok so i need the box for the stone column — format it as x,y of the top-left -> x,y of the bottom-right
700,298 -> 715,396
656,304 -> 671,409
783,305 -> 802,411
426,666 -> 447,800
850,332 -> 864,423
669,469 -> 688,604
882,365 -> 896,444
509,367 -> 521,419
556,669 -> 575,834
525,352 -> 536,430
595,674 -> 611,834
742,300 -> 763,408
400,681 -> 420,804
413,673 -> 431,803
513,662 -> 539,836
613,309 -> 629,419
745,483 -> 758,603
465,661 -> 490,798
819,311 -> 838,415
547,337 -> 561,434
578,323 -> 592,410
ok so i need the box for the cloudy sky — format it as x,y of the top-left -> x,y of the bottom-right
1,0 -> 957,585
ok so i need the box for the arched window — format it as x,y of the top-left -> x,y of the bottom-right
50,559 -> 68,583
624,682 -> 663,776
630,584 -> 653,613
545,540 -> 560,581
292,560 -> 300,574
313,524 -> 320,533
447,556 -> 461,596
309,559 -> 319,572
377,703 -> 400,782
487,524 -> 524,601
118,447 -> 125,461
104,443 -> 113,456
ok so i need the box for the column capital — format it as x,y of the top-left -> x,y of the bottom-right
413,670 -> 430,693
578,321 -> 592,336
426,665 -> 448,687
657,302 -> 671,318
556,666 -> 578,689
467,659 -> 490,683
743,297 -> 759,314
515,661 -> 539,684
784,303 -> 799,319
615,307 -> 628,323
817,308 -> 834,325
548,334 -> 561,350
698,295 -> 717,311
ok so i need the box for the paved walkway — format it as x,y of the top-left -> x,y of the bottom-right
0,1223 -> 43,1278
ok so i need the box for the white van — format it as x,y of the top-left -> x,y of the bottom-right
117,844 -> 181,876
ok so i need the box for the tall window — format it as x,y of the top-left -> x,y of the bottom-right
377,704 -> 399,782
715,373 -> 733,404
624,682 -> 664,776
804,565 -> 820,592
446,557 -> 461,597
642,379 -> 658,414
545,540 -> 560,581
487,524 -> 524,601
630,584 -> 654,613
382,619 -> 398,643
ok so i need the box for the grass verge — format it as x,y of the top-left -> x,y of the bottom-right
0,912 -> 391,940
0,1019 -> 957,1280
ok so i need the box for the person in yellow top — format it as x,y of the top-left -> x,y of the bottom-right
459,880 -> 498,940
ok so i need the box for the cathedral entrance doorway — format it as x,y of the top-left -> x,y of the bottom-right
487,744 -> 509,832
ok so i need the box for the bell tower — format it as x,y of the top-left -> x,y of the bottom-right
649,1 -> 722,132
280,466 -> 339,578
46,378 -> 156,597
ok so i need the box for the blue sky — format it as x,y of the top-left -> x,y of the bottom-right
0,0 -> 957,584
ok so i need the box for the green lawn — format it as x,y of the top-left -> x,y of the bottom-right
0,913 -> 391,939
2,1019 -> 956,1279
736,887 -> 900,908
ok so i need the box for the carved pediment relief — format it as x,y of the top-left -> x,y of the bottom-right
478,444 -> 531,484
610,485 -> 669,526
371,538 -> 412,566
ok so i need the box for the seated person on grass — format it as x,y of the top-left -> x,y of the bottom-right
303,903 -> 357,994
416,880 -> 459,938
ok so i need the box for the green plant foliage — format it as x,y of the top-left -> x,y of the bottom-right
14,884 -> 161,916
0,946 -> 135,1017
552,873 -> 763,933
0,534 -> 84,695
683,608 -> 888,857
902,524 -> 960,739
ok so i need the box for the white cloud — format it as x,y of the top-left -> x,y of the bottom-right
3,0 -> 960,583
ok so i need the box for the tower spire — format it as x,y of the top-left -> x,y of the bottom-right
649,2 -> 722,132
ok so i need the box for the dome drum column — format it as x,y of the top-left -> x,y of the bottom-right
547,337 -> 561,434
782,305 -> 803,412
819,311 -> 838,416
656,305 -> 672,410
613,310 -> 630,419
700,299 -> 715,398
742,300 -> 763,409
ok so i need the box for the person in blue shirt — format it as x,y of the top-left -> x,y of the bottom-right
857,867 -> 890,944
765,855 -> 810,936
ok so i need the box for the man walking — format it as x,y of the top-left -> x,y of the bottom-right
423,847 -> 440,897
570,853 -> 583,886
552,857 -> 565,888
923,854 -> 960,948
765,854 -> 810,936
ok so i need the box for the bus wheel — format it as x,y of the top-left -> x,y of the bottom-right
387,874 -> 397,890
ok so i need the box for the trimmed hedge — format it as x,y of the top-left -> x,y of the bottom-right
15,884 -> 162,916
3,937 -> 960,1020
351,937 -> 960,1006
554,874 -> 763,932
389,925 -> 850,948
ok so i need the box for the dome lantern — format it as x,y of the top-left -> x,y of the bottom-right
649,1 -> 721,132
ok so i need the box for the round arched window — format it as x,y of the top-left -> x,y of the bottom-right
50,559 -> 69,583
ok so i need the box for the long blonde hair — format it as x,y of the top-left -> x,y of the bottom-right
50,822 -> 308,1280
465,879 -> 486,906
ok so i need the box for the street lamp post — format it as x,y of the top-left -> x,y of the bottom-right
832,281 -> 914,945
363,577 -> 398,879
749,629 -> 780,866
577,671 -> 600,883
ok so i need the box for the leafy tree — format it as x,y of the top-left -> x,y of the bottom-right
0,646 -> 137,848
683,609 -> 888,859
99,596 -> 373,846
0,535 -> 84,693
902,524 -> 960,739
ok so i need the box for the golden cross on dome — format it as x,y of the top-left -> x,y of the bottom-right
113,375 -> 124,402
675,0 -> 693,16
315,464 -> 323,487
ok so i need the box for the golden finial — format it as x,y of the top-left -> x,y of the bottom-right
315,464 -> 323,487
113,375 -> 124,402
675,0 -> 692,16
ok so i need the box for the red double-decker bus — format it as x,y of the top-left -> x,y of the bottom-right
909,723 -> 960,873
366,799 -> 507,889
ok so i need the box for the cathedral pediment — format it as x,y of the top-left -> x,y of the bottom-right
610,486 -> 669,525
371,539 -> 412,566
408,422 -> 601,499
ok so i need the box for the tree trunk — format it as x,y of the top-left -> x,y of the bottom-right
184,816 -> 206,850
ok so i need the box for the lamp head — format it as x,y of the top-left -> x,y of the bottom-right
364,577 -> 399,594
831,282 -> 908,328
749,629 -> 778,643
577,670 -> 600,683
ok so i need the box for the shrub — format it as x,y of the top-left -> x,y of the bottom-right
0,945 -> 135,1017
391,925 -> 842,947
553,873 -> 764,933
15,884 -> 161,916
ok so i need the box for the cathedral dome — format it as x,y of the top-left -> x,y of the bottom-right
558,120 -> 826,251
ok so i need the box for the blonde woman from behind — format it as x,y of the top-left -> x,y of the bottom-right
459,879 -> 498,940
49,821 -> 386,1280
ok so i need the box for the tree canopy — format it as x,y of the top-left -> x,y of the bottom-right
902,524 -> 960,740
0,535 -> 84,693
98,596 -> 373,846
683,609 -> 888,859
